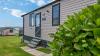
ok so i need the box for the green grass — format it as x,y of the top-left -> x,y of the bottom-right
0,36 -> 33,56
36,47 -> 51,54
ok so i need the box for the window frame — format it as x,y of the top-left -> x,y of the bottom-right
35,12 -> 41,37
52,3 -> 60,26
35,12 -> 41,27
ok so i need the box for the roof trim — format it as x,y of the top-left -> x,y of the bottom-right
21,0 -> 60,17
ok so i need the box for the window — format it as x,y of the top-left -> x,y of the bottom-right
10,29 -> 13,33
52,3 -> 60,26
35,13 -> 41,27
29,13 -> 34,27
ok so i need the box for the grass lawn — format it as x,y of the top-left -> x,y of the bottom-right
36,47 -> 51,54
0,36 -> 33,56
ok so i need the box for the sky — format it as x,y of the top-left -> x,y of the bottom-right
0,0 -> 54,27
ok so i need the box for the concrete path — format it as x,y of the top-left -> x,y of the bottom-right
21,46 -> 52,56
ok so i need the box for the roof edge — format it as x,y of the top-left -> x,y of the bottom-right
21,0 -> 60,17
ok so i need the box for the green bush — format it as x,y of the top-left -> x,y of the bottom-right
98,0 -> 100,4
49,4 -> 100,56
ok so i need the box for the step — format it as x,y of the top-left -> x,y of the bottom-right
32,39 -> 41,42
30,41 -> 38,45
29,39 -> 41,48
33,37 -> 41,40
24,40 -> 30,44
28,44 -> 36,48
27,37 -> 42,48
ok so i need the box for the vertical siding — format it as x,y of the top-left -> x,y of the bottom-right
24,0 -> 97,41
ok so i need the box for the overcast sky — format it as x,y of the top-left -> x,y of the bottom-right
0,0 -> 54,27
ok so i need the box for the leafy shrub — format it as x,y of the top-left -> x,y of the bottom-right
98,0 -> 100,4
49,4 -> 100,56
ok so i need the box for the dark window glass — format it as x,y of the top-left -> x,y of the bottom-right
52,3 -> 60,26
10,29 -> 13,33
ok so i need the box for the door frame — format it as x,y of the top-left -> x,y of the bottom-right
35,12 -> 41,37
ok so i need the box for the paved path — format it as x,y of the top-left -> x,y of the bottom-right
21,46 -> 52,56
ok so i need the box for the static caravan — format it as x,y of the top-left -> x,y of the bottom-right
0,27 -> 20,36
22,0 -> 97,48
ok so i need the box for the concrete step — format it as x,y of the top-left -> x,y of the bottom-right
30,41 -> 38,45
32,39 -> 41,42
28,37 -> 41,48
28,44 -> 36,48
33,37 -> 41,40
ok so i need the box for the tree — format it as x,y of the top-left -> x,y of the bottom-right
49,3 -> 100,56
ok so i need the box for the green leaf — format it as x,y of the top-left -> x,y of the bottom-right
82,51 -> 91,56
96,44 -> 100,49
90,47 -> 100,56
74,43 -> 83,50
96,38 -> 100,45
89,39 -> 96,45
82,22 -> 95,31
96,18 -> 100,26
93,28 -> 100,37
79,15 -> 85,20
82,40 -> 86,43
74,33 -> 88,42
65,33 -> 72,37
82,43 -> 88,48
73,25 -> 82,35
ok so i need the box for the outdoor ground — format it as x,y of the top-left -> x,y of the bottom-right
36,47 -> 51,54
0,36 -> 33,56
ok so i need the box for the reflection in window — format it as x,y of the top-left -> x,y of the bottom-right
35,13 -> 41,27
29,13 -> 35,27
52,3 -> 60,26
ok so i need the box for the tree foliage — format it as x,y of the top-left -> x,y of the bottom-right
49,4 -> 100,56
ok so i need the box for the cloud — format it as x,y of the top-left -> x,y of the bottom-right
28,0 -> 36,3
10,9 -> 26,17
3,7 -> 26,18
47,0 -> 55,3
3,7 -> 9,10
27,0 -> 55,6
37,0 -> 46,6
27,0 -> 46,6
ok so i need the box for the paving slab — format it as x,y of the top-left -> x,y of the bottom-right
21,46 -> 52,56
